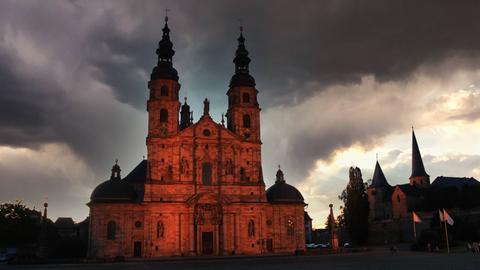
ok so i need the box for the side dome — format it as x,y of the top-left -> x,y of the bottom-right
90,161 -> 137,203
90,180 -> 137,203
266,167 -> 304,204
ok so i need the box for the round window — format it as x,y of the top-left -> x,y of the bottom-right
135,221 -> 142,228
203,129 -> 211,136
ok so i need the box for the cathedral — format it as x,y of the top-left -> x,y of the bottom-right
87,17 -> 306,258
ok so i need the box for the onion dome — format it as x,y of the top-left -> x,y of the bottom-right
266,166 -> 304,204
151,16 -> 179,81
90,161 -> 137,203
229,26 -> 256,87
370,161 -> 391,188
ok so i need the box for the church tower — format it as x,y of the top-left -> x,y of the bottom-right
226,27 -> 261,142
409,129 -> 430,187
146,16 -> 181,182
147,15 -> 181,138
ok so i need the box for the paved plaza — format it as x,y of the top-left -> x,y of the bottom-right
2,251 -> 479,270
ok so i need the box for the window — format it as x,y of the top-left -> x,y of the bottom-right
157,221 -> 164,238
160,86 -> 168,97
286,217 -> 294,236
135,221 -> 142,228
160,109 -> 168,123
202,163 -> 212,185
107,221 -> 116,240
243,115 -> 251,128
248,220 -> 255,237
243,93 -> 250,103
240,167 -> 246,182
397,195 -> 401,203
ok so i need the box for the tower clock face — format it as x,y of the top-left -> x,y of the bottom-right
203,129 -> 211,137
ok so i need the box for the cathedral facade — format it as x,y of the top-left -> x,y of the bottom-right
87,17 -> 306,258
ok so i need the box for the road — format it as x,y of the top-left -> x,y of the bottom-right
2,251 -> 479,270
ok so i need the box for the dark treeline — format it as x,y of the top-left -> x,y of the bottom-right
0,201 -> 87,260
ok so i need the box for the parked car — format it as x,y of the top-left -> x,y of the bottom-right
318,243 -> 330,248
343,242 -> 352,248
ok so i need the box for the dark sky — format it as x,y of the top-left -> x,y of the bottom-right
1,0 -> 480,226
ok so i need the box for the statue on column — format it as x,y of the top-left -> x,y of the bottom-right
203,98 -> 210,116
329,204 -> 339,251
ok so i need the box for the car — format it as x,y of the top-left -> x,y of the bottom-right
306,243 -> 317,249
0,253 -> 8,262
343,242 -> 352,248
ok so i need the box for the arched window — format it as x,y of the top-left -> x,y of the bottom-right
160,86 -> 168,97
157,221 -> 164,238
286,217 -> 294,236
243,114 -> 251,128
160,109 -> 168,123
243,93 -> 250,103
248,220 -> 255,237
202,162 -> 212,185
240,167 -> 246,182
107,220 -> 116,240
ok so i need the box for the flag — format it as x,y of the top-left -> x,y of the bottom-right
438,209 -> 444,221
412,212 -> 422,223
443,209 -> 454,226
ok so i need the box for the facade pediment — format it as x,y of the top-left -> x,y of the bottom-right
186,192 -> 232,206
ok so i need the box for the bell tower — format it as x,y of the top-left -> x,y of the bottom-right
226,27 -> 261,142
409,129 -> 430,187
147,15 -> 180,138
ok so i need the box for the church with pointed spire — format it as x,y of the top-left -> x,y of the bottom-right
365,129 -> 479,243
366,129 -> 431,243
87,17 -> 306,258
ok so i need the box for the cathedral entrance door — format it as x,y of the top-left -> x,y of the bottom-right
133,241 -> 142,257
202,232 -> 214,255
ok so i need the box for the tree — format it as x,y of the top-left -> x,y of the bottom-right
338,167 -> 369,244
0,201 -> 42,246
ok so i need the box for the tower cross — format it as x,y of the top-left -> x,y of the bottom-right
238,18 -> 243,33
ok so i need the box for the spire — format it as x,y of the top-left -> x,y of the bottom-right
151,14 -> 178,81
180,97 -> 191,130
229,25 -> 256,87
410,129 -> 429,178
371,161 -> 391,188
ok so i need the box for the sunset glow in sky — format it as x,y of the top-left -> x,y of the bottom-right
1,0 -> 480,228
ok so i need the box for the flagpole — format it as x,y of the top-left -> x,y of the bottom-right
443,209 -> 450,254
412,213 -> 417,242
438,209 -> 442,228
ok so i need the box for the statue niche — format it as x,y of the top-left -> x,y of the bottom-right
180,158 -> 190,175
225,159 -> 234,175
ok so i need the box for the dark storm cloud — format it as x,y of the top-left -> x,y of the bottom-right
64,0 -> 480,111
0,50 -> 64,147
